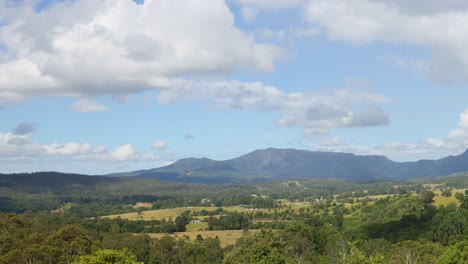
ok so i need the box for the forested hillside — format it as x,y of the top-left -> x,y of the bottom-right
115,148 -> 468,184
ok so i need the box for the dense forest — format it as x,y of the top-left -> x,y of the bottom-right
1,172 -> 468,263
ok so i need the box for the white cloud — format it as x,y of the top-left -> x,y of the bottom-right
318,136 -> 345,147
0,133 -> 44,157
233,0 -> 303,21
320,109 -> 468,161
241,6 -> 259,21
45,143 -> 103,156
0,132 -> 32,146
305,0 -> 468,83
0,0 -> 282,103
294,27 -> 320,38
369,0 -> 468,15
69,99 -> 108,113
157,79 -> 391,135
151,140 -> 167,150
355,104 -> 389,127
459,110 -> 468,128
257,29 -> 286,42
0,91 -> 24,105
233,0 -> 303,10
110,144 -> 137,162
0,130 -> 158,163
141,153 -> 160,161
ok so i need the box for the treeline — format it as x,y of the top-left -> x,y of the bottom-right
0,213 -> 223,264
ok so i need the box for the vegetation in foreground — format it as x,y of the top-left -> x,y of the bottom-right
1,172 -> 468,263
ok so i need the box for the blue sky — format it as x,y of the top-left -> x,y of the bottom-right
1,0 -> 468,174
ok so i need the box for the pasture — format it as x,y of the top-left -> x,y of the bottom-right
147,229 -> 260,247
102,205 -> 275,221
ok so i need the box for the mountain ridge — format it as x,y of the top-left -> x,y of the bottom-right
111,148 -> 468,184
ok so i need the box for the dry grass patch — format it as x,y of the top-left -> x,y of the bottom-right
102,206 -> 273,221
186,222 -> 209,232
365,194 -> 395,200
452,188 -> 468,194
433,195 -> 459,207
51,203 -> 73,213
103,206 -> 220,221
147,230 -> 259,247
223,206 -> 273,214
134,202 -> 152,208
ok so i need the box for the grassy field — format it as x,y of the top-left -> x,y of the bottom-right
433,195 -> 458,207
432,188 -> 467,207
186,222 -> 209,232
147,229 -> 259,247
102,188 -> 466,222
103,206 -> 219,220
102,206 -> 274,221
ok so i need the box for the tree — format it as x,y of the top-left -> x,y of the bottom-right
159,218 -> 176,234
455,190 -> 468,210
46,225 -> 92,264
249,243 -> 287,264
175,216 -> 187,232
420,191 -> 435,205
222,230 -> 293,264
436,240 -> 468,264
441,189 -> 452,197
73,249 -> 143,264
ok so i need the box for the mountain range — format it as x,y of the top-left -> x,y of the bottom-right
111,148 -> 468,184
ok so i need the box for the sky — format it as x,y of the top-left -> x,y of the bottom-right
1,0 -> 468,174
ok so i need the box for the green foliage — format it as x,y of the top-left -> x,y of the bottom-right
420,190 -> 436,204
429,206 -> 468,245
436,240 -> 468,264
3,175 -> 468,263
441,189 -> 452,197
208,211 -> 251,230
73,249 -> 143,264
455,190 -> 468,210
390,240 -> 444,264
223,230 -> 294,264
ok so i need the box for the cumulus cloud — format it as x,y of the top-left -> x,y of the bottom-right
1,132 -> 32,146
13,122 -> 37,135
355,104 -> 389,127
110,144 -> 137,162
45,143 -> 105,157
233,0 -> 303,10
459,110 -> 468,128
0,0 -> 282,103
151,140 -> 167,150
69,99 -> 108,113
233,0 -> 303,21
0,133 -> 41,157
157,79 -> 391,135
320,109 -> 468,161
369,0 -> 468,15
0,130 -> 158,163
305,0 -> 468,83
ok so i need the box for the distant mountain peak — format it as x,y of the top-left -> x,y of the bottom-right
110,148 -> 468,184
